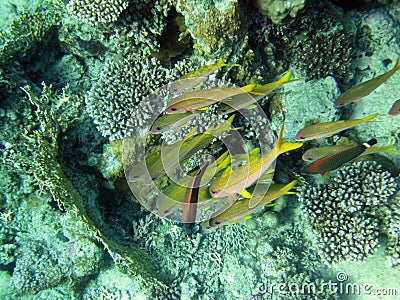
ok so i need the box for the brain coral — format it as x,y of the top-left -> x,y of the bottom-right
299,161 -> 398,265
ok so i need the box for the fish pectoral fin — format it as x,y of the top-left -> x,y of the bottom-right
244,104 -> 258,110
238,189 -> 252,198
196,106 -> 211,111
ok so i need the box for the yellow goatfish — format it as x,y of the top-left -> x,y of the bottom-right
129,116 -> 235,183
151,112 -> 196,134
295,113 -> 378,141
217,71 -> 299,115
170,58 -> 239,94
203,180 -> 298,230
157,151 -> 231,217
165,84 -> 256,114
209,121 -> 303,199
302,144 -> 400,161
335,57 -> 400,107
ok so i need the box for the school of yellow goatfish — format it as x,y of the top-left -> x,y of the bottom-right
133,57 -> 400,238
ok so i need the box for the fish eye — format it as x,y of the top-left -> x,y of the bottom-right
156,126 -> 161,130
171,107 -> 177,111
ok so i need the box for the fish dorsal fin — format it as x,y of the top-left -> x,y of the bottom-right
238,189 -> 252,198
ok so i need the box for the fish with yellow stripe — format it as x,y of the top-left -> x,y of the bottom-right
303,139 -> 377,175
217,70 -> 299,115
295,113 -> 378,141
209,121 -> 303,200
335,57 -> 400,107
302,144 -> 400,161
166,84 -> 258,114
128,116 -> 235,183
170,58 -> 239,94
203,180 -> 298,230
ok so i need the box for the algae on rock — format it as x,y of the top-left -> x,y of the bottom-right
176,0 -> 246,57
18,84 -> 165,290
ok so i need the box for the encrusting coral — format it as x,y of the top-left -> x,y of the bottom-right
252,2 -> 353,80
299,161 -> 398,265
254,0 -> 307,24
11,240 -> 68,294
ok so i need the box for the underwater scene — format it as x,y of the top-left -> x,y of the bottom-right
1,0 -> 400,299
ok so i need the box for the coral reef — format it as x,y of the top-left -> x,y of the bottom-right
254,0 -> 307,24
66,0 -> 129,25
299,161 -> 398,264
11,240 -> 68,294
3,84 -> 165,291
176,0 -> 246,57
0,1 -> 62,64
384,191 -> 400,267
252,3 -> 353,80
85,51 -> 193,140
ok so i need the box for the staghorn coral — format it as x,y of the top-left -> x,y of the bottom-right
299,161 -> 398,265
66,0 -> 129,25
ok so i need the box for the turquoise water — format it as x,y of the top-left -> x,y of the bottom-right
0,0 -> 399,299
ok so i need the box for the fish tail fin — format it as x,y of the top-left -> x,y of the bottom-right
361,113 -> 379,123
217,58 -> 227,67
242,83 -> 256,92
279,70 -> 303,84
394,57 -> 400,71
279,70 -> 293,83
275,121 -> 303,154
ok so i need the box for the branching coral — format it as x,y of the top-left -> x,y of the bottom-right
66,0 -> 129,25
384,192 -> 400,267
85,51 -> 194,140
0,3 -> 62,64
299,161 -> 398,265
